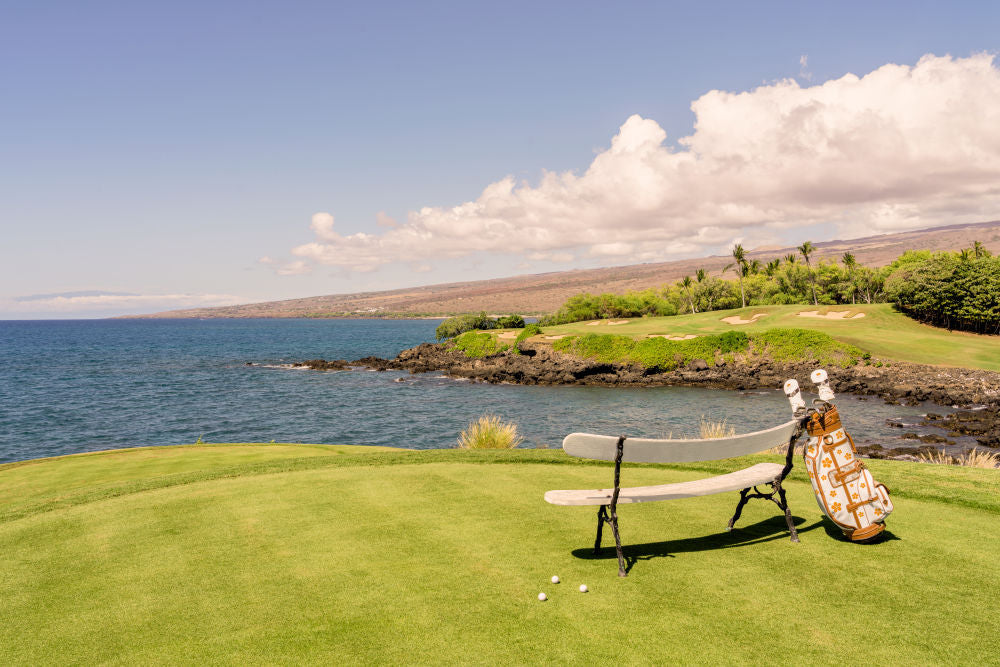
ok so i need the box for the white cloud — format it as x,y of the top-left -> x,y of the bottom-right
4,292 -> 244,314
799,54 -> 812,81
288,53 -> 1000,272
276,260 -> 311,276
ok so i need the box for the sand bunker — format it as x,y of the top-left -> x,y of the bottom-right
585,321 -> 601,326
496,332 -> 518,340
798,310 -> 866,320
607,320 -> 630,325
544,335 -> 567,340
721,313 -> 767,325
647,334 -> 699,340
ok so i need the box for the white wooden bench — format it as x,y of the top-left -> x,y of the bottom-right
544,417 -> 809,576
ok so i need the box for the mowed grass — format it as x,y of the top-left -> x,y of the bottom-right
2,444 -> 1000,664
540,304 -> 1000,371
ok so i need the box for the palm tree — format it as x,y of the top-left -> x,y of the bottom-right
972,240 -> 988,259
748,259 -> 762,275
842,252 -> 857,305
731,243 -> 747,308
764,259 -> 780,277
680,275 -> 696,313
799,241 -> 818,305
696,268 -> 706,283
784,253 -> 798,265
959,248 -> 972,261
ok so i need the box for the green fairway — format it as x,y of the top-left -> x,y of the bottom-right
2,444 -> 999,664
540,304 -> 1000,371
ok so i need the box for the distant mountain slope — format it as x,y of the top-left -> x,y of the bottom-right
134,220 -> 1000,318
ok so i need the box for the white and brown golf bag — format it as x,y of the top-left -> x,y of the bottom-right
785,370 -> 894,542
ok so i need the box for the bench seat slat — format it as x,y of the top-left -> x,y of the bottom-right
563,419 -> 798,463
543,462 -> 784,506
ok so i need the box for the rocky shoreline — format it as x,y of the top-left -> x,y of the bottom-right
292,340 -> 1000,455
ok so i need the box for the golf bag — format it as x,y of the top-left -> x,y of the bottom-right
785,370 -> 894,542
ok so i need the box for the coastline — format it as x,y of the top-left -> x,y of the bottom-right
305,341 -> 1000,454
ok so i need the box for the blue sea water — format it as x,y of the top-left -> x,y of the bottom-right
0,319 -> 952,463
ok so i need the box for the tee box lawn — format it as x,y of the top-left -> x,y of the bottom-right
2,443 -> 999,664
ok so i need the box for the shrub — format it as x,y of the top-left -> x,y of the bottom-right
749,329 -> 866,367
435,312 -> 497,340
456,414 -> 524,449
496,315 -> 526,329
453,331 -> 509,358
514,323 -> 542,352
552,332 -> 749,371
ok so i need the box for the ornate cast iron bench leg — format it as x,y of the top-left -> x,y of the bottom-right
727,488 -> 752,531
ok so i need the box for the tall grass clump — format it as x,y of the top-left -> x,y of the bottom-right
699,417 -> 735,439
456,414 -> 524,449
453,331 -> 509,358
919,447 -> 1000,469
552,332 -> 749,371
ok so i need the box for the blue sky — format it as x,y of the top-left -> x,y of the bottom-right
2,1 -> 999,318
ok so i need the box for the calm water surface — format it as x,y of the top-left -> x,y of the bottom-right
0,319 -> 955,463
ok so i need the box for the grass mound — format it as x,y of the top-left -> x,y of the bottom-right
552,331 -> 748,370
2,444 -> 999,663
452,331 -> 510,358
549,328 -> 862,370
750,328 -> 867,367
541,304 -> 1000,371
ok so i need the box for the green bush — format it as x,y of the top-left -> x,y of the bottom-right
749,328 -> 866,367
496,315 -> 526,329
453,332 -> 509,358
435,312 -> 497,340
884,250 -> 1000,334
540,290 -> 678,325
513,323 -> 542,352
552,331 -> 749,371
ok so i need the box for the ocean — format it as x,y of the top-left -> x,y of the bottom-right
0,318 -> 951,463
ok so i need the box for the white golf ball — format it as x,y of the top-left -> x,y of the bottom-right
579,584 -> 588,593
551,575 -> 560,584
538,592 -> 547,601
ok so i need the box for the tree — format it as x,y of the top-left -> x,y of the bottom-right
784,253 -> 798,265
972,240 -> 991,259
729,244 -> 748,308
842,252 -> 857,305
696,268 -> 706,283
764,259 -> 781,277
799,241 -> 818,305
679,275 -> 696,313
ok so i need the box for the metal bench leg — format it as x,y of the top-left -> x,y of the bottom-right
774,478 -> 799,543
727,487 -> 751,531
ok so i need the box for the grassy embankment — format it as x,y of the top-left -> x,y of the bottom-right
2,444 -> 999,663
522,304 -> 1000,372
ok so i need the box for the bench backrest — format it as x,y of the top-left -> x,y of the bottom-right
562,419 -> 799,463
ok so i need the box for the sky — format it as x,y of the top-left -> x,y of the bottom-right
2,1 -> 999,318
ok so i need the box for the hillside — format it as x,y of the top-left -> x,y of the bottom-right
2,444 -> 999,663
135,220 -> 1000,318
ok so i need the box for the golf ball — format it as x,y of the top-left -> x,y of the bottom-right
538,592 -> 547,601
551,575 -> 560,584
579,584 -> 588,593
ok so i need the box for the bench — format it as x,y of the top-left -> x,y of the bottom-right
544,416 -> 809,576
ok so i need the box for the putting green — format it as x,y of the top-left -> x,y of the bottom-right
2,445 -> 998,663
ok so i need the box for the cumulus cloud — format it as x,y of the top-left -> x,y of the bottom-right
289,53 -> 1000,272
